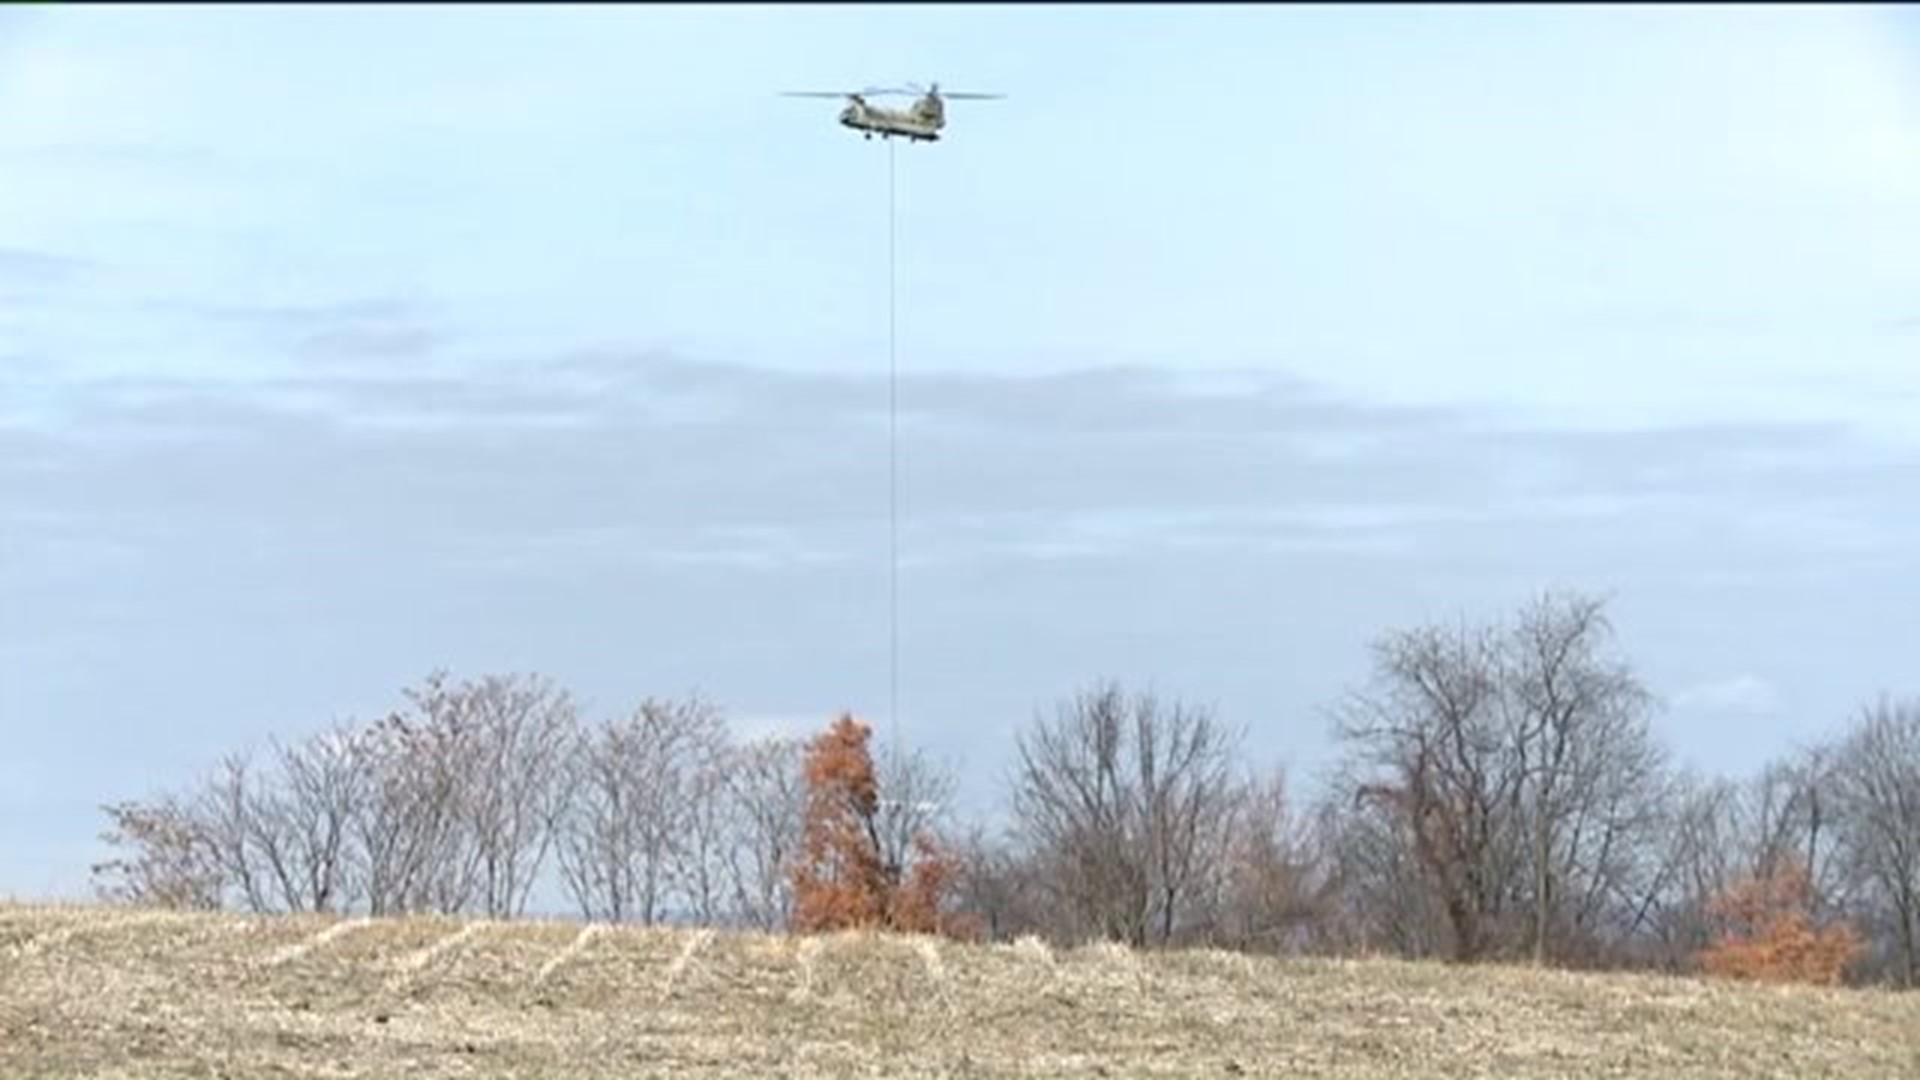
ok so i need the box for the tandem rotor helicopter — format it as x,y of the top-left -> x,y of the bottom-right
781,81 -> 1004,142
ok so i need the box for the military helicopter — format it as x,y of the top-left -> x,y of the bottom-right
781,82 -> 1004,142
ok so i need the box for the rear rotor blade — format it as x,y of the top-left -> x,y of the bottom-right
780,91 -> 854,98
940,92 -> 1005,100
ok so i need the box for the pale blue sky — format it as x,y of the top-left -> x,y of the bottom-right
3,4 -> 1919,897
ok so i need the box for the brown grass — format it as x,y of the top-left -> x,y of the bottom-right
2,902 -> 1917,1077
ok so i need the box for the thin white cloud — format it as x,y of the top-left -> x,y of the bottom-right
1674,675 -> 1783,717
729,712 -> 830,742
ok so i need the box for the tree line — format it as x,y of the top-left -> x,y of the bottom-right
91,590 -> 1920,988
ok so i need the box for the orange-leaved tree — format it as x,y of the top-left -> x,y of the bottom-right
1695,857 -> 1861,986
789,714 -> 959,935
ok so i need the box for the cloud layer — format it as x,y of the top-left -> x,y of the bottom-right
10,331 -> 1914,578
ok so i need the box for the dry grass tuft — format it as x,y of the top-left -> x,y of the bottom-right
6,907 -> 186,961
260,914 -> 370,968
910,936 -> 946,984
532,921 -> 600,988
382,917 -> 490,994
2,901 -> 1917,1078
660,926 -> 715,1000
1004,932 -> 1054,967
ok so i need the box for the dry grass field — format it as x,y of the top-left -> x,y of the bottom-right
3,902 -> 1918,1078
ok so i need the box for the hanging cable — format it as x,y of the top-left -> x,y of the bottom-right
887,137 -> 900,770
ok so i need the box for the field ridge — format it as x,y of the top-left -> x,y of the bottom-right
3,902 -> 1918,1077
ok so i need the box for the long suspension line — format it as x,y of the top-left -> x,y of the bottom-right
887,137 -> 900,771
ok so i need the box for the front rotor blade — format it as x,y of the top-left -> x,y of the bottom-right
940,92 -> 1005,100
780,91 -> 855,98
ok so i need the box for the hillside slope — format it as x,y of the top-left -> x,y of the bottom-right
2,902 -> 1917,1078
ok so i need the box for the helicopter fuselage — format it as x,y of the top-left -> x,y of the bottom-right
839,99 -> 943,142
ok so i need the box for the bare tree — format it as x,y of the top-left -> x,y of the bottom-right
555,695 -> 722,924
670,715 -> 739,926
93,795 -> 225,910
1546,737 -> 1671,969
159,727 -> 368,917
1314,782 -> 1447,958
1749,748 -> 1847,899
720,733 -> 807,930
1011,683 -> 1146,945
94,724 -> 395,915
1504,592 -> 1661,965
197,752 -> 273,913
1830,696 -> 1920,987
945,822 -> 1046,942
1336,619 -> 1518,962
1010,681 -> 1241,947
449,673 -> 577,919
274,726 -> 364,913
227,728 -> 366,914
1330,595 -> 1669,966
872,739 -> 959,893
1211,767 -> 1329,954
1631,770 -> 1737,968
348,692 -> 475,916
